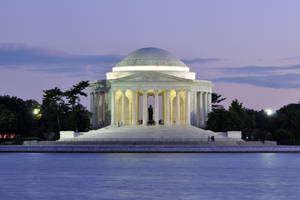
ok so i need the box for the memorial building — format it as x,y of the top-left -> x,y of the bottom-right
89,47 -> 213,129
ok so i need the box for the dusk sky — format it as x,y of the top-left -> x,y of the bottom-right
1,0 -> 300,111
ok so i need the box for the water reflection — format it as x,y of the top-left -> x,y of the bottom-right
0,153 -> 299,200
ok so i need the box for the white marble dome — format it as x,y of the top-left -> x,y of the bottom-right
88,47 -> 213,132
112,47 -> 190,72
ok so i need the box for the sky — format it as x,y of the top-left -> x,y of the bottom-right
1,0 -> 300,111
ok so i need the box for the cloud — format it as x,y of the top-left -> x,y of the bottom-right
0,43 -> 123,75
281,56 -> 300,60
0,43 -> 224,76
216,65 -> 300,75
213,73 -> 300,89
3,43 -> 298,89
182,58 -> 223,64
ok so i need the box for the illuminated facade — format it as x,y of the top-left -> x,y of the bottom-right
89,47 -> 213,128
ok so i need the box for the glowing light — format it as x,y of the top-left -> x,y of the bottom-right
112,66 -> 190,72
265,109 -> 274,116
33,108 -> 40,115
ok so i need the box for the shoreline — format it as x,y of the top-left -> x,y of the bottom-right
0,145 -> 299,153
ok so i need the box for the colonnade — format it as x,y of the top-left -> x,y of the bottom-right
109,88 -> 212,127
90,89 -> 212,128
194,91 -> 212,127
90,91 -> 106,127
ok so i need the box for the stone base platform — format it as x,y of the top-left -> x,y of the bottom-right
0,126 -> 282,153
59,125 -> 242,144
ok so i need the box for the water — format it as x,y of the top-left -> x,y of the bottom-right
0,153 -> 299,200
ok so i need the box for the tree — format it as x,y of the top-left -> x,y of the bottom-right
64,81 -> 89,110
40,81 -> 91,138
212,93 -> 226,110
206,108 -> 234,132
272,103 -> 300,144
0,104 -> 17,133
0,95 -> 41,138
207,99 -> 300,144
274,129 -> 295,145
64,81 -> 90,131
64,104 -> 90,132
41,87 -> 66,135
206,99 -> 256,139
250,129 -> 268,141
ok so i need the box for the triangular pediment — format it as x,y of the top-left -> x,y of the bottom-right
115,71 -> 191,82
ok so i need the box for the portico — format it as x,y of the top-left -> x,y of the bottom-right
109,88 -> 196,126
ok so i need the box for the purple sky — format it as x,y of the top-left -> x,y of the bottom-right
1,0 -> 300,111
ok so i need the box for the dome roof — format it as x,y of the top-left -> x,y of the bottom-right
113,47 -> 189,72
116,47 -> 187,67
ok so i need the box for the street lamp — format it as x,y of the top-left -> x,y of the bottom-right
33,107 -> 42,119
33,108 -> 39,115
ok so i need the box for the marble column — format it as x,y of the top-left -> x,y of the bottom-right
154,89 -> 159,126
93,92 -> 99,127
121,89 -> 126,126
111,90 -> 115,125
185,90 -> 191,125
196,92 -> 200,127
143,91 -> 147,126
90,92 -> 94,125
192,91 -> 197,126
165,90 -> 169,126
200,92 -> 204,127
203,92 -> 208,123
132,90 -> 136,126
102,93 -> 106,124
99,92 -> 105,126
208,92 -> 212,113
96,92 -> 101,127
176,89 -> 180,126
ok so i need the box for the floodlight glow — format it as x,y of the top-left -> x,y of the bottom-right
265,109 -> 274,116
112,66 -> 190,72
33,108 -> 39,115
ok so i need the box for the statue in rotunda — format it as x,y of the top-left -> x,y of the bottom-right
148,105 -> 154,125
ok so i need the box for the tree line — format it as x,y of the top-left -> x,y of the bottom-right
0,81 -> 90,142
207,94 -> 300,145
0,82 -> 299,145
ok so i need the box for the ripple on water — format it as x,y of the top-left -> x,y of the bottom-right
0,153 -> 299,200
